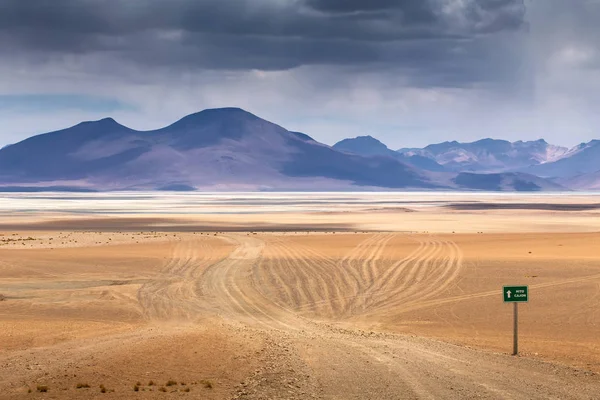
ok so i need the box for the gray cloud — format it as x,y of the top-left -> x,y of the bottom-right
0,0 -> 526,86
304,0 -> 438,23
0,0 -> 526,37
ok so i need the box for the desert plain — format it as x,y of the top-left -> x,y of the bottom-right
1,192 -> 600,399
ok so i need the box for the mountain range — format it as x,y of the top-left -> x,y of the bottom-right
335,135 -> 600,190
0,108 -> 596,191
398,139 -> 569,173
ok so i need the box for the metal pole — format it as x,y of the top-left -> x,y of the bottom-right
513,302 -> 518,356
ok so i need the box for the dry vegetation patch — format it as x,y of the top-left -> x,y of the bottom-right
200,379 -> 213,389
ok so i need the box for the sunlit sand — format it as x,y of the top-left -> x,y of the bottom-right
1,192 -> 599,398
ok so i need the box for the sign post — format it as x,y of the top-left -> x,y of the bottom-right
513,302 -> 518,355
503,285 -> 528,356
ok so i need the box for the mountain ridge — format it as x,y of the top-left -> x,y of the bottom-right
0,108 -> 570,192
0,108 -> 437,191
333,135 -> 447,172
522,140 -> 600,179
397,138 -> 569,173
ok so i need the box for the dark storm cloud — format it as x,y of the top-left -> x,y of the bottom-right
304,0 -> 438,23
0,0 -> 525,38
0,0 -> 526,85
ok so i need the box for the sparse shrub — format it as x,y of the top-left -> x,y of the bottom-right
76,383 -> 90,389
148,380 -> 154,386
0,294 -> 6,301
200,379 -> 213,389
36,385 -> 48,393
166,380 -> 177,387
100,384 -> 106,393
159,387 -> 167,392
136,381 -> 141,386
182,387 -> 191,392
134,385 -> 139,392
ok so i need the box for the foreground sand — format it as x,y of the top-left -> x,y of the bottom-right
1,194 -> 600,399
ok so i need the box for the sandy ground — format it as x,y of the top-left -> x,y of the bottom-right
1,193 -> 600,399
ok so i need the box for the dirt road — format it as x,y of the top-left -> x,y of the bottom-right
1,231 -> 599,399
137,233 -> 600,399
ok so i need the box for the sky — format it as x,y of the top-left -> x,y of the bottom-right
0,0 -> 599,149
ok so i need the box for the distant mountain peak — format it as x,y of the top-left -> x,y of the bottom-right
63,117 -> 131,137
514,139 -> 546,144
166,107 -> 261,131
179,107 -> 255,119
197,107 -> 254,116
474,138 -> 509,143
355,135 -> 378,140
83,117 -> 119,125
74,117 -> 125,130
336,135 -> 388,147
333,135 -> 391,156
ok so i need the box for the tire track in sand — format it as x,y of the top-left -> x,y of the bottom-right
264,235 -> 367,318
137,238 -> 218,321
199,235 -> 303,332
260,233 -> 397,318
354,236 -> 438,312
364,237 -> 463,315
142,233 -> 600,399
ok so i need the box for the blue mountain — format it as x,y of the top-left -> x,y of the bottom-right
398,139 -> 569,173
521,140 -> 600,179
0,108 -> 564,191
0,108 -> 435,190
333,135 -> 446,172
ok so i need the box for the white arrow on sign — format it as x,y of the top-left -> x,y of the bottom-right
507,290 -> 512,298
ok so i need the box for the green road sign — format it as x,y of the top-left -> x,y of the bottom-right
503,286 -> 528,303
